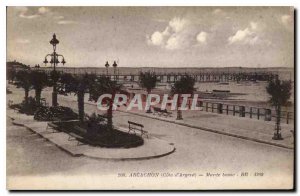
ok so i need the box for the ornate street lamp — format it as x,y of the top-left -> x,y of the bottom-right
43,58 -> 48,64
61,58 -> 66,65
50,34 -> 59,50
43,33 -> 66,107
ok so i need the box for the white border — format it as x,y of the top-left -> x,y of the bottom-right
2,0 -> 299,6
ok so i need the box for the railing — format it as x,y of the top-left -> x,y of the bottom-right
26,67 -> 277,82
198,101 -> 294,125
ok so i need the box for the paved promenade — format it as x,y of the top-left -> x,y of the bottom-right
116,106 -> 294,149
77,97 -> 294,149
7,109 -> 175,160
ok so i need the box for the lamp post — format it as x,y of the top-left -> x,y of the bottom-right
34,64 -> 40,70
43,33 -> 66,107
105,61 -> 118,80
112,61 -> 118,81
105,61 -> 110,76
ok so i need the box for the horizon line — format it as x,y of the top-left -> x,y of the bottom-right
37,66 -> 293,69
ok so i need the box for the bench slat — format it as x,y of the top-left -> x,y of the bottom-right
128,121 -> 144,128
74,125 -> 87,134
153,107 -> 172,117
47,122 -> 59,128
69,132 -> 83,140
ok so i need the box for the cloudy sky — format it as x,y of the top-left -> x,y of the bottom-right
7,6 -> 294,68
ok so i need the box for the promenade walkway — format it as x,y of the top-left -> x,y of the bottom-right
115,106 -> 294,149
7,109 -> 175,160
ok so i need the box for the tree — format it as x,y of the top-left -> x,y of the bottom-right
15,70 -> 32,105
30,70 -> 49,105
7,68 -> 16,83
58,73 -> 96,122
266,78 -> 292,140
171,75 -> 196,120
89,77 -> 123,130
139,71 -> 157,113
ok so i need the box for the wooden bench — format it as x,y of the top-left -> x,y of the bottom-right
153,107 -> 162,115
68,132 -> 85,146
128,121 -> 148,138
160,109 -> 172,117
40,98 -> 48,107
97,114 -> 108,122
46,121 -> 86,145
46,120 -> 80,132
46,122 -> 60,133
8,100 -> 21,113
73,125 -> 87,134
153,107 -> 172,117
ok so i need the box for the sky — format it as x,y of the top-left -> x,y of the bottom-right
7,6 -> 294,68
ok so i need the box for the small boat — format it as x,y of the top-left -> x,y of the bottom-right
212,90 -> 230,97
212,90 -> 230,93
218,82 -> 229,85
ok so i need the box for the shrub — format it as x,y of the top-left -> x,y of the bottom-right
87,113 -> 105,124
52,120 -> 144,148
9,97 -> 39,115
34,106 -> 78,121
86,129 -> 144,148
86,113 -> 106,136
